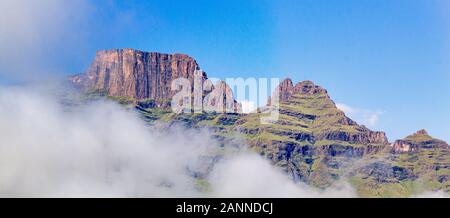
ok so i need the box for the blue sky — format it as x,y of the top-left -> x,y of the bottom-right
0,0 -> 449,142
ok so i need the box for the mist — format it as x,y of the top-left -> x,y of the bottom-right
0,85 -> 357,197
208,154 -> 355,198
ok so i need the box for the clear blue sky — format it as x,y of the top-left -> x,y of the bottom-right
1,0 -> 449,142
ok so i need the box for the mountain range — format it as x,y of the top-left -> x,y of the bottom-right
70,48 -> 450,197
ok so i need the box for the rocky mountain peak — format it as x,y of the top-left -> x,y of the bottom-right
278,78 -> 295,102
391,130 -> 449,153
415,129 -> 429,136
268,78 -> 389,145
203,80 -> 242,113
404,129 -> 433,142
276,79 -> 329,102
293,80 -> 328,96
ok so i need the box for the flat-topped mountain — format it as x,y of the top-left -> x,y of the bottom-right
71,48 -> 203,99
71,48 -> 241,112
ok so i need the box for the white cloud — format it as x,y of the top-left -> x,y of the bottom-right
335,103 -> 355,114
366,112 -> 381,126
0,86 -> 209,197
336,103 -> 383,127
208,154 -> 356,198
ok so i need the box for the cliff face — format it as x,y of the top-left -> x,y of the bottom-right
71,49 -> 203,99
71,48 -> 241,112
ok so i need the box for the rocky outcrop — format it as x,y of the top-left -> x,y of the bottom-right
71,48 -> 203,100
293,80 -> 328,96
391,140 -> 416,153
277,78 -> 295,102
316,130 -> 388,145
203,80 -> 242,113
275,78 -> 329,102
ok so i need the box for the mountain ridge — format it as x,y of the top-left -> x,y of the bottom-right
70,48 -> 450,197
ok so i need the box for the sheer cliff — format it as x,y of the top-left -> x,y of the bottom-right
70,48 -> 203,99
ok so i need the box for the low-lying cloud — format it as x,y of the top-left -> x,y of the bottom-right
208,154 -> 355,198
0,86 -> 205,197
0,85 -> 355,197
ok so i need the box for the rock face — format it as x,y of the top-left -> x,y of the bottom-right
71,48 -> 241,112
316,129 -> 389,145
277,78 -> 295,102
203,80 -> 242,113
71,48 -> 204,99
277,78 -> 328,102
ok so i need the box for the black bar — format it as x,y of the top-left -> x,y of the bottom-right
0,198 -> 447,217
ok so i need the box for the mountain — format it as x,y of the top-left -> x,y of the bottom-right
72,48 -> 241,112
226,78 -> 389,187
70,48 -> 202,99
70,49 -> 450,197
275,78 -> 388,145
